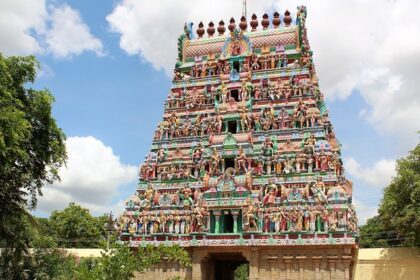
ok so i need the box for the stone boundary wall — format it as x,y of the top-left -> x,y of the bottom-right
64,247 -> 420,280
354,248 -> 420,280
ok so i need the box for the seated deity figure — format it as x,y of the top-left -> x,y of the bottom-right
231,40 -> 242,56
281,139 -> 295,153
283,158 -> 294,174
311,178 -> 327,203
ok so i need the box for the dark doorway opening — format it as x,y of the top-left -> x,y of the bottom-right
233,61 -> 240,72
227,121 -> 237,134
223,212 -> 234,233
230,89 -> 239,101
224,157 -> 235,170
210,253 -> 248,280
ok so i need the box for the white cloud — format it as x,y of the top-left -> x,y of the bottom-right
0,0 -> 47,55
46,5 -> 104,57
344,157 -> 396,188
107,0 -> 420,148
37,136 -> 137,215
106,0 -> 276,74
0,1 -> 103,58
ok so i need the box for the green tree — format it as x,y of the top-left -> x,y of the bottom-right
22,241 -> 191,280
87,244 -> 191,280
0,54 -> 66,277
234,263 -> 249,280
378,143 -> 420,246
359,215 -> 402,248
359,143 -> 420,247
49,203 -> 103,248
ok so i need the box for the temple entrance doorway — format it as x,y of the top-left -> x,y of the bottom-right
223,212 -> 234,233
208,253 -> 248,280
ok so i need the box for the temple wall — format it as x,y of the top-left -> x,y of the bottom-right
65,247 -> 420,280
354,248 -> 420,280
133,245 -> 356,280
133,263 -> 192,280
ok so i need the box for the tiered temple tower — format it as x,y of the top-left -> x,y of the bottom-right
119,6 -> 358,280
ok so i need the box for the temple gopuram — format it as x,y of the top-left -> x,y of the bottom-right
118,6 -> 359,280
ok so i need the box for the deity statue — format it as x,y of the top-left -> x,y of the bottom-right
191,144 -> 203,164
305,134 -> 317,154
144,185 -> 155,202
251,53 -> 260,70
235,146 -> 248,173
329,211 -> 337,231
311,178 -> 327,203
157,146 -> 166,163
215,114 -> 223,135
242,198 -> 258,232
239,110 -> 250,133
263,137 -> 274,156
255,156 -> 265,176
293,99 -> 307,128
283,158 -> 293,174
322,210 -> 329,232
263,182 -> 278,206
253,113 -> 262,131
210,148 -> 221,175
244,168 -> 254,190
231,40 -> 242,56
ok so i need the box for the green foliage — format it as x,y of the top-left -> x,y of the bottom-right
69,244 -> 191,280
234,263 -> 249,280
359,215 -> 401,248
1,229 -> 191,280
32,203 -> 114,249
136,244 -> 191,273
30,239 -> 79,280
378,143 -> 420,246
0,53 -> 66,277
49,203 -> 104,248
359,143 -> 420,247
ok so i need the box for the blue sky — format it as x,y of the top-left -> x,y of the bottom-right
1,0 -> 419,223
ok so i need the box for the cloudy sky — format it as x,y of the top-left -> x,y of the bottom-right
1,0 -> 419,223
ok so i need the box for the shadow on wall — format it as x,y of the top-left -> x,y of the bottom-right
354,248 -> 420,280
